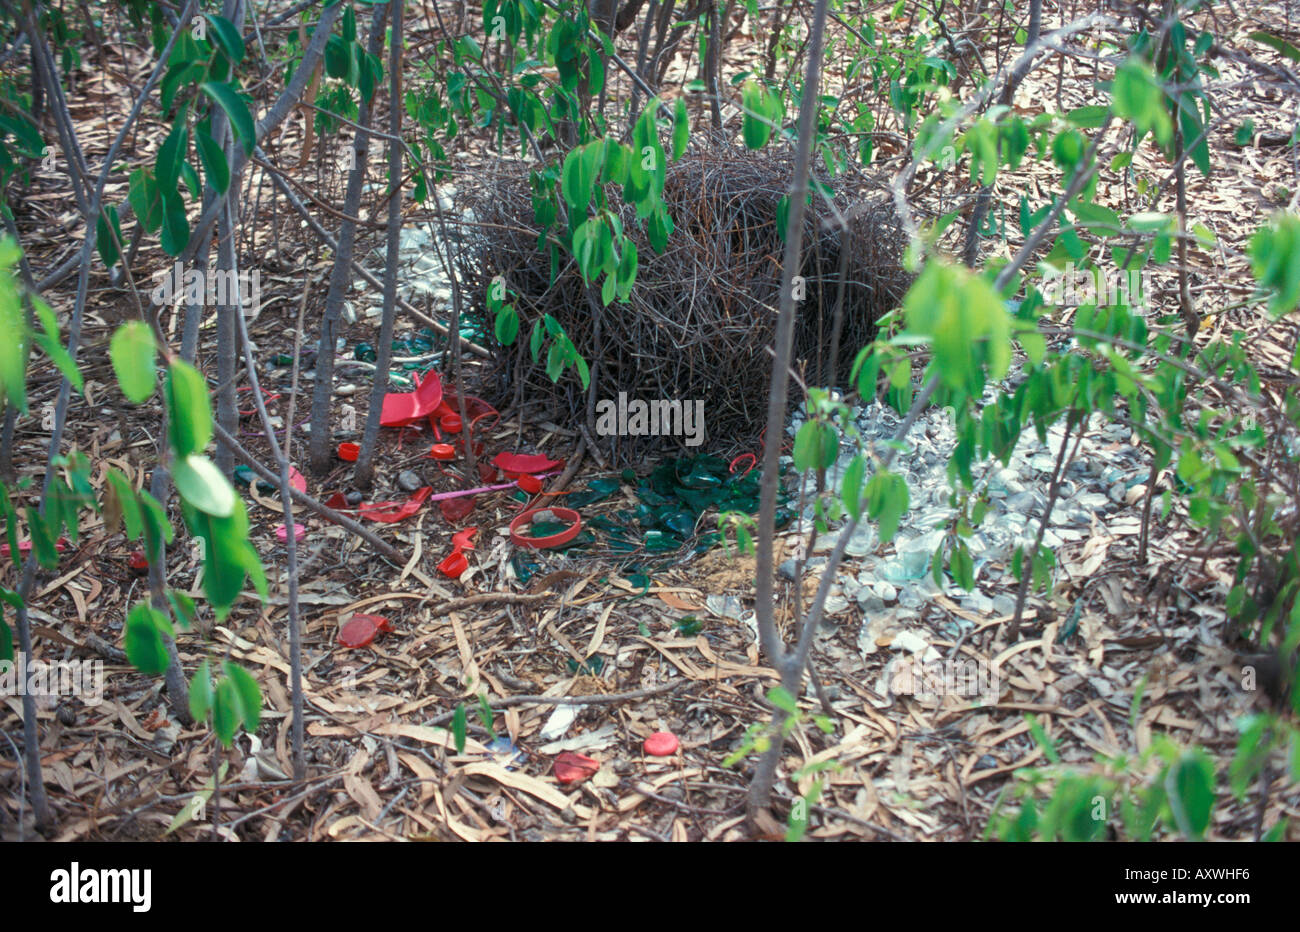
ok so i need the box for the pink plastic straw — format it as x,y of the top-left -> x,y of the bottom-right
424,470 -> 561,502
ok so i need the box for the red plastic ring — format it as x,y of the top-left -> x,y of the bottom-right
509,507 -> 582,549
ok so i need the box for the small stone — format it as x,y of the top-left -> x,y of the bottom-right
844,525 -> 876,557
345,490 -> 364,506
397,470 -> 423,492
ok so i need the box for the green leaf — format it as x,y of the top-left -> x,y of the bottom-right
842,453 -> 866,520
164,359 -> 212,456
109,321 -> 157,403
223,661 -> 262,732
200,82 -> 255,156
96,205 -> 123,270
324,34 -> 351,79
767,686 -> 797,714
545,340 -> 564,382
104,469 -> 143,540
156,120 -> 188,189
31,298 -> 82,392
194,126 -> 230,193
140,490 -> 174,547
213,677 -> 239,746
529,319 -> 543,362
173,454 -> 235,517
615,240 -> 637,301
203,14 -> 245,64
128,167 -> 165,233
866,469 -> 909,543
741,80 -> 773,149
1066,105 -> 1110,128
1248,31 -> 1300,64
160,188 -> 190,256
124,602 -> 170,674
1165,749 -> 1215,840
189,659 -> 214,722
494,305 -> 519,345
163,588 -> 196,632
672,97 -> 689,160
452,703 -> 467,754
1112,58 -> 1171,147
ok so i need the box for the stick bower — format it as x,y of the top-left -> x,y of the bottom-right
461,141 -> 911,464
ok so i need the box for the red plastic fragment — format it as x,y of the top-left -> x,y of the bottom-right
275,523 -> 307,542
289,466 -> 307,493
643,732 -> 679,756
338,613 -> 393,648
492,451 -> 564,476
439,495 -> 475,523
477,462 -> 497,484
337,442 -> 360,461
516,474 -> 543,495
380,370 -> 444,427
553,751 -> 600,785
451,527 -> 478,551
128,550 -> 150,576
326,486 -> 431,523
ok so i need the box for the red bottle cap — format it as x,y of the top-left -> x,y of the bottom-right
643,732 -> 679,756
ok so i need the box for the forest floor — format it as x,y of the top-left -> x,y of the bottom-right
2,0 -> 1299,841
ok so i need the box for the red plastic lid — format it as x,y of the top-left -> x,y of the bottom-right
643,732 -> 679,756
438,551 -> 469,578
440,413 -> 463,433
337,442 -> 360,461
430,443 -> 456,461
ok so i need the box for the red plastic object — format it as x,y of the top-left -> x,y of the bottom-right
430,443 -> 456,461
338,613 -> 393,648
440,412 -> 463,433
289,466 -> 307,493
439,495 -> 475,523
441,389 -> 500,431
275,523 -> 307,542
493,451 -> 564,476
337,442 -> 360,461
553,752 -> 600,785
128,550 -> 150,576
516,474 -> 543,494
451,527 -> 478,551
2,537 -> 70,557
325,486 -> 431,523
380,370 -> 444,427
509,507 -> 582,549
729,452 -> 757,478
438,551 -> 469,578
477,462 -> 496,484
643,732 -> 679,756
